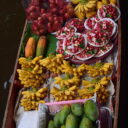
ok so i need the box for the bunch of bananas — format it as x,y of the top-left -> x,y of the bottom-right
17,69 -> 45,88
51,86 -> 78,101
17,56 -> 46,88
78,76 -> 110,103
40,54 -> 113,78
20,87 -> 48,110
87,63 -> 113,77
75,0 -> 97,12
61,61 -> 87,77
97,86 -> 110,103
40,54 -> 64,74
74,0 -> 97,19
54,76 -> 81,88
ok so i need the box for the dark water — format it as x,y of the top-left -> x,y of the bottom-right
0,0 -> 128,128
0,0 -> 25,127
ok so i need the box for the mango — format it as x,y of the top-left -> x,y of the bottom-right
84,100 -> 99,121
65,114 -> 78,128
79,117 -> 93,128
61,125 -> 66,128
54,112 -> 61,127
48,120 -> 56,128
60,106 -> 70,125
71,103 -> 83,116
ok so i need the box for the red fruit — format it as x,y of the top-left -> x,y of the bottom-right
60,10 -> 65,15
47,22 -> 52,28
48,16 -> 53,22
41,13 -> 47,18
27,5 -> 36,12
67,8 -> 74,15
35,7 -> 40,11
64,13 -> 70,20
32,25 -> 38,31
54,16 -> 58,21
63,5 -> 67,12
39,29 -> 45,34
30,12 -> 38,19
58,17 -> 63,23
41,9 -> 45,14
51,8 -> 58,14
54,20 -> 59,25
49,0 -> 55,4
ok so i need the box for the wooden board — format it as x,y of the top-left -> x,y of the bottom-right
2,1 -> 121,128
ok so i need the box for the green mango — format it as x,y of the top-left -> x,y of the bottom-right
54,112 -> 61,127
60,106 -> 70,125
79,117 -> 93,128
71,104 -> 83,116
84,100 -> 99,122
48,120 -> 56,128
65,114 -> 78,128
61,125 -> 66,128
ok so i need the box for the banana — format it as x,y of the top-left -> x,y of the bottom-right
80,3 -> 85,12
86,3 -> 96,8
84,5 -> 89,11
89,1 -> 97,4
74,4 -> 81,11
71,0 -> 81,4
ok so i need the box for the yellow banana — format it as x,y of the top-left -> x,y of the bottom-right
86,3 -> 96,8
89,1 -> 97,4
75,4 -> 81,12
70,0 -> 81,4
84,5 -> 89,11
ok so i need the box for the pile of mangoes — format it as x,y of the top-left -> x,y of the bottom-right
48,100 -> 99,128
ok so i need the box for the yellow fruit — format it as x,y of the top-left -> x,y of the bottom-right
75,10 -> 85,20
102,0 -> 109,4
71,0 -> 81,4
97,1 -> 104,9
109,0 -> 117,5
86,11 -> 97,18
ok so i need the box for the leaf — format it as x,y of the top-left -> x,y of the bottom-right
91,78 -> 100,84
44,34 -> 58,57
79,43 -> 85,48
94,62 -> 104,68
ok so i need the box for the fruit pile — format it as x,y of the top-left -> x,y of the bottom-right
20,88 -> 48,110
48,100 -> 99,128
26,0 -> 74,35
55,10 -> 119,62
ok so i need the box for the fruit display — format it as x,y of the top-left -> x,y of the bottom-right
71,0 -> 118,19
48,100 -> 99,128
5,0 -> 122,127
26,1 -> 75,35
97,4 -> 120,21
20,87 -> 48,110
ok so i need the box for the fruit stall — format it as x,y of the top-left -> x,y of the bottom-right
2,0 -> 121,128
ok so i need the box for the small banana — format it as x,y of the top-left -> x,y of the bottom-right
86,3 -> 96,8
71,0 -> 81,4
84,5 -> 89,11
75,4 -> 81,12
79,3 -> 85,12
89,1 -> 97,4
